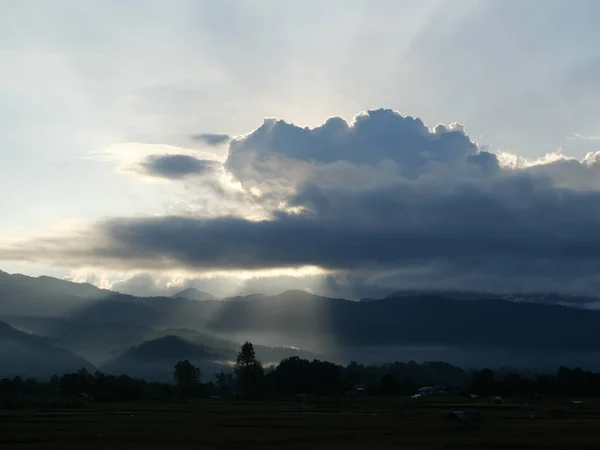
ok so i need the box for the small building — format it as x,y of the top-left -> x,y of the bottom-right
416,386 -> 447,397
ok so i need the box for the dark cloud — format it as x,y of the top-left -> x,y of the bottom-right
139,154 -> 219,179
5,109 -> 600,296
9,172 -> 600,287
101,175 -> 600,272
191,133 -> 231,146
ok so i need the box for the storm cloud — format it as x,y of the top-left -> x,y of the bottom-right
192,133 -> 231,146
6,173 -> 600,279
3,109 -> 600,295
139,154 -> 220,179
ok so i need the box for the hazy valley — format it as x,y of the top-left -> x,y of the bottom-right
2,269 -> 600,381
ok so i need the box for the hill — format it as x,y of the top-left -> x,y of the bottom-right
200,291 -> 600,368
200,290 -> 600,352
0,321 -> 94,379
149,327 -> 320,363
108,335 -> 222,362
172,287 -> 216,301
0,270 -> 109,316
385,289 -> 600,306
101,335 -> 229,382
4,270 -> 600,370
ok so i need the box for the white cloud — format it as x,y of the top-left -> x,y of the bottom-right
567,133 -> 600,141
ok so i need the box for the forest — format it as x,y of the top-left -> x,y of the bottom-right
1,341 -> 599,408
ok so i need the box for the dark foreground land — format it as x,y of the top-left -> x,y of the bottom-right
1,398 -> 600,449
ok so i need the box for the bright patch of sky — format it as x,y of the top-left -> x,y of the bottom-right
2,0 -> 600,294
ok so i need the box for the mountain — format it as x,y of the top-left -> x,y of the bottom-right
108,335 -> 222,362
5,269 -> 600,371
358,298 -> 380,303
0,270 -> 156,318
172,287 -> 216,301
0,315 -> 161,364
0,269 -> 108,300
68,300 -> 163,325
0,270 -> 107,316
149,327 -> 320,363
101,335 -> 229,382
0,321 -> 94,379
386,289 -> 600,306
200,291 -> 600,368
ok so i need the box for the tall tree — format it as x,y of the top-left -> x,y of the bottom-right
173,360 -> 201,399
234,342 -> 264,398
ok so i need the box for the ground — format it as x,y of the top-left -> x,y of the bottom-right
0,397 -> 599,449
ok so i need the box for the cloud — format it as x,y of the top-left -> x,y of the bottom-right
496,149 -> 600,190
108,268 -> 325,299
192,133 -> 231,146
6,173 -> 600,279
89,142 -> 223,180
5,109 -> 600,296
139,154 -> 220,180
566,132 -> 600,141
226,109 -> 499,184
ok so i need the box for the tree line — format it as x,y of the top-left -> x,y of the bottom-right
1,342 -> 599,407
468,366 -> 600,398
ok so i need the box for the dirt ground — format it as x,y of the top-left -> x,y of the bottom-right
1,397 -> 599,449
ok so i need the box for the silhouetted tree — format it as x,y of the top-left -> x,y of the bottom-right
59,371 -> 92,397
215,371 -> 234,395
234,342 -> 264,398
470,368 -> 495,396
173,360 -> 201,399
269,357 -> 345,396
346,361 -> 362,385
379,374 -> 401,395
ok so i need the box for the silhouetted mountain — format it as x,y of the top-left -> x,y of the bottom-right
101,335 -> 229,382
386,289 -> 600,306
0,321 -> 94,379
203,291 -> 600,357
172,287 -> 216,301
386,290 -> 499,301
0,271 -> 107,316
109,335 -> 222,362
150,327 -> 320,363
0,315 -> 159,364
68,300 -> 163,325
0,270 -> 107,300
0,270 -> 155,319
501,292 -> 600,306
5,270 -> 600,371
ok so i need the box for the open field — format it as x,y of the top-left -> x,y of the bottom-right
1,397 -> 600,449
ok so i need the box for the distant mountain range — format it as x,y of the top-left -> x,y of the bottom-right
172,287 -> 216,301
3,269 -> 600,378
384,289 -> 600,306
0,321 -> 94,379
100,335 -> 229,381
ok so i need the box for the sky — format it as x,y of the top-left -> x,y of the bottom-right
2,0 -> 600,299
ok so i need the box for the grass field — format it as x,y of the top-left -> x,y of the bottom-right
1,397 -> 599,449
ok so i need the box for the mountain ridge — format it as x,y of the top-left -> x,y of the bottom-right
3,269 -> 600,373
0,321 -> 95,379
172,287 -> 216,301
